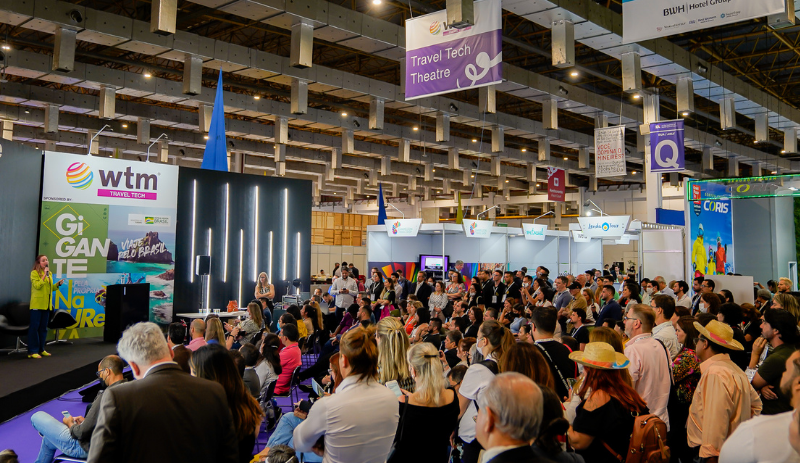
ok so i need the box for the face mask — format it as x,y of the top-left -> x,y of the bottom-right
699,302 -> 707,313
469,291 -> 476,296
429,282 -> 435,288
522,282 -> 529,288
646,287 -> 654,295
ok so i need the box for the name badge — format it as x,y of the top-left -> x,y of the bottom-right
492,296 -> 498,304
502,294 -> 507,302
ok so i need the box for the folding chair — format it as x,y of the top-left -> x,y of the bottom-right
255,380 -> 277,451
273,366 -> 302,413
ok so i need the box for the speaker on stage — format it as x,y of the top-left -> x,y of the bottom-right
104,283 -> 150,343
196,255 -> 211,276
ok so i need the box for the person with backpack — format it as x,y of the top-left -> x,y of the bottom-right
456,321 -> 515,463
566,342 -> 651,463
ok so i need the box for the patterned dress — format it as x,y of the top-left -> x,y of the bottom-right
672,347 -> 700,404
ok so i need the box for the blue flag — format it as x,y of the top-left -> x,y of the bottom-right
201,70 -> 229,171
377,183 -> 387,226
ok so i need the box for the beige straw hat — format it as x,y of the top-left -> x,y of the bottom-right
693,320 -> 744,351
568,342 -> 630,370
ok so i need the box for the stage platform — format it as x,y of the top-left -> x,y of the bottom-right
0,337 -> 118,423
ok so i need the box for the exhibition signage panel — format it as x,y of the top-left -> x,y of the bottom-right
404,0 -> 502,100
39,152 -> 179,338
687,174 -> 800,200
623,0 -> 783,42
548,167 -> 565,202
522,223 -> 547,241
688,180 -> 733,277
463,219 -> 494,238
649,120 -> 685,173
595,126 -> 626,178
577,216 -> 631,239
572,230 -> 591,242
384,218 -> 423,237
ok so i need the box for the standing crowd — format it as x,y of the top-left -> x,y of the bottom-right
23,264 -> 800,463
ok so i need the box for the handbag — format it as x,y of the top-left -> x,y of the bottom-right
386,395 -> 409,462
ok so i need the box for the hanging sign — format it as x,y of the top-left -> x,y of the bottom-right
548,167 -> 565,202
384,218 -> 423,237
687,181 -> 734,277
572,230 -> 591,243
650,120 -> 685,173
624,0 -> 784,43
595,126 -> 626,178
577,216 -> 631,239
463,219 -> 493,238
404,0 -> 502,100
522,223 -> 547,241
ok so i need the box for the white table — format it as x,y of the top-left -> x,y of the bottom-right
174,310 -> 248,319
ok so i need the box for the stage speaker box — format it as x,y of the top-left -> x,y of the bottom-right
104,283 -> 150,343
196,255 -> 211,275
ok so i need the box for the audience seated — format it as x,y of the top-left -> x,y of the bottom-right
239,343 -> 262,398
31,355 -> 126,463
206,317 -> 226,346
376,316 -> 415,392
87,322 -> 239,463
166,322 -> 191,373
187,319 -> 207,351
275,324 -> 301,396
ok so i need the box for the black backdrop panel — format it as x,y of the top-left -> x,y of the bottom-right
0,141 -> 43,307
174,168 -> 312,313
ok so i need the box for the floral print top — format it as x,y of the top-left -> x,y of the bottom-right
672,347 -> 700,404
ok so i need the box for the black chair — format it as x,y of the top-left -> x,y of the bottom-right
274,366 -> 302,412
0,302 -> 30,354
48,309 -> 77,345
255,380 -> 278,451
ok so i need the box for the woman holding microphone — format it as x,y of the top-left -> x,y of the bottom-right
29,255 -> 64,359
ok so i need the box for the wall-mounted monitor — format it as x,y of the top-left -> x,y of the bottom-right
420,255 -> 449,273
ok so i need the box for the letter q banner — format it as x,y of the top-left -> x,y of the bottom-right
649,120 -> 685,173
624,0 -> 783,42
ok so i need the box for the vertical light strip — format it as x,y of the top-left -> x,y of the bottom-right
253,186 -> 259,281
223,183 -> 230,282
238,229 -> 244,305
296,231 -> 301,294
268,231 -> 273,284
206,228 -> 212,309
282,188 -> 288,281
190,180 -> 197,283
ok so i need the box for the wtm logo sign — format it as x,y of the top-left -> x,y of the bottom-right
66,162 -> 94,190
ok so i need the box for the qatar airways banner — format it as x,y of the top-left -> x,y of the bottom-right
595,126 -> 626,178
404,0 -> 502,100
623,0 -> 783,43
39,152 -> 179,339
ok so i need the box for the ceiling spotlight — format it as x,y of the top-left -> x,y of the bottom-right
122,123 -> 128,128
373,0 -> 381,4
432,168 -> 436,172
24,109 -> 29,114
633,94 -> 641,99
782,150 -> 787,154
563,156 -> 568,160
536,183 -> 540,187
1,44 -> 9,51
254,95 -> 260,100
505,179 -> 509,183
471,174 -> 475,178
772,171 -> 778,174
631,171 -> 637,175
143,71 -> 152,78
341,111 -> 347,117
681,112 -> 690,117
204,135 -> 209,140
413,126 -> 418,131
521,148 -> 527,152
449,103 -> 459,112
570,70 -> 579,77
472,138 -> 477,143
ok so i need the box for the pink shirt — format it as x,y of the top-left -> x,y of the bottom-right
276,343 -> 301,395
187,337 -> 207,352
624,333 -> 672,429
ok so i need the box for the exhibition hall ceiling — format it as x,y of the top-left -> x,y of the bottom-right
0,0 -> 798,212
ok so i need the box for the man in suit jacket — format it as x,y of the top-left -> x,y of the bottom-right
166,322 -> 191,374
443,330 -> 462,368
413,271 -> 432,308
88,322 -> 238,463
475,372 -> 551,463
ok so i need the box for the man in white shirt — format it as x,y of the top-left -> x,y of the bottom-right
674,280 -> 692,309
719,350 -> 800,463
330,268 -> 358,315
651,295 -> 680,360
623,304 -> 672,429
653,276 -> 676,299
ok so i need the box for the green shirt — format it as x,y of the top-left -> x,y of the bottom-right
757,343 -> 794,415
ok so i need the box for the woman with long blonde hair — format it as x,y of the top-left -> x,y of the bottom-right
388,342 -> 460,463
205,317 -> 226,346
224,302 -> 265,348
254,272 -> 275,311
376,317 -> 415,392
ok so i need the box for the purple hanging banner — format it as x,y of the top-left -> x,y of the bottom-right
649,120 -> 685,173
404,0 -> 502,100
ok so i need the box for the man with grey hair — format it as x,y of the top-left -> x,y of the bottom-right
474,372 -> 545,463
88,322 -> 238,463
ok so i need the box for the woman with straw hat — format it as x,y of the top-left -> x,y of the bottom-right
567,342 -> 648,463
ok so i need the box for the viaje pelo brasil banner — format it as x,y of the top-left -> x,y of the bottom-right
39,152 -> 179,338
623,0 -> 784,42
404,0 -> 502,100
